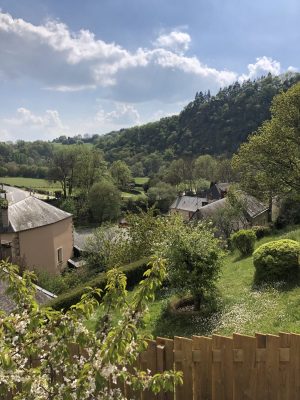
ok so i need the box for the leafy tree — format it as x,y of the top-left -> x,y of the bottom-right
147,182 -> 177,213
0,259 -> 181,399
110,160 -> 133,189
232,82 -> 300,219
88,180 -> 121,223
194,154 -> 217,182
48,146 -> 78,198
163,220 -> 224,311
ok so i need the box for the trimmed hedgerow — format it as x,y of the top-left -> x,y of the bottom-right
230,229 -> 256,256
48,258 -> 149,310
253,239 -> 300,283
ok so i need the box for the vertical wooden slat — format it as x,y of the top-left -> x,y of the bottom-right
193,336 -> 212,400
212,335 -> 233,400
255,333 -> 267,400
278,332 -> 290,400
233,333 -> 256,399
140,340 -> 158,400
289,334 -> 300,400
125,358 -> 141,400
156,337 -> 174,400
174,336 -> 193,400
266,334 -> 280,400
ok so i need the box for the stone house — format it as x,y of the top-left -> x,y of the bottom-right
0,189 -> 73,275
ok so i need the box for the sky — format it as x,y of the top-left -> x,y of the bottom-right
0,0 -> 299,142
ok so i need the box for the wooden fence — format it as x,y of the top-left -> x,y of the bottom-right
4,333 -> 300,399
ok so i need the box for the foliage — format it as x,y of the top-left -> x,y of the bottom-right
147,182 -> 177,213
48,258 -> 149,310
253,239 -> 300,283
252,225 -> 272,239
211,189 -> 248,238
0,259 -> 181,399
232,82 -> 300,220
84,225 -> 127,272
162,220 -> 224,311
110,160 -> 133,189
59,197 -> 77,215
230,229 -> 256,256
275,194 -> 300,228
88,180 -> 121,223
95,74 -> 299,167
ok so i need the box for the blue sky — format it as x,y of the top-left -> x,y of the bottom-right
0,0 -> 299,142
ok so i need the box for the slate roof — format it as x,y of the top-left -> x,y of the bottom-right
196,193 -> 268,220
0,276 -> 56,314
1,196 -> 72,233
170,196 -> 208,212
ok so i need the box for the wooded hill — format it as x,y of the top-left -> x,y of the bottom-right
96,73 -> 300,165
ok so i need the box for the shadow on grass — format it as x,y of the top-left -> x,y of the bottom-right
251,272 -> 300,293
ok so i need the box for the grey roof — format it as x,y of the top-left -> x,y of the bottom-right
215,183 -> 231,192
197,198 -> 227,218
197,193 -> 268,220
2,185 -> 30,204
2,196 -> 72,233
0,276 -> 56,314
170,196 -> 208,212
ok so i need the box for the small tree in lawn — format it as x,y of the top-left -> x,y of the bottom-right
163,220 -> 224,311
88,179 -> 121,223
0,259 -> 182,399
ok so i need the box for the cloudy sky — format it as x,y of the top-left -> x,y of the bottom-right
0,0 -> 299,142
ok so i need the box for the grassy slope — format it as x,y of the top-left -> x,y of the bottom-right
144,227 -> 300,338
0,177 -> 61,191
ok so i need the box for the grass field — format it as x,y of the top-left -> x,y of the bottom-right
134,177 -> 149,185
0,177 -> 61,192
89,226 -> 300,337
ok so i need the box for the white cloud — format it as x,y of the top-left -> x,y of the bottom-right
239,56 -> 281,81
153,31 -> 191,54
95,103 -> 140,126
2,108 -> 68,140
0,12 -> 237,102
287,65 -> 298,73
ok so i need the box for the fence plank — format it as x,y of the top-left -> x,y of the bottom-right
279,332 -> 291,400
233,334 -> 256,400
289,334 -> 300,400
212,335 -> 233,400
193,336 -> 212,400
156,337 -> 174,400
266,334 -> 280,400
140,340 -> 158,400
174,336 -> 193,400
255,333 -> 267,400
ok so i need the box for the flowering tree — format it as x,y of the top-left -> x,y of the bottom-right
0,259 -> 182,399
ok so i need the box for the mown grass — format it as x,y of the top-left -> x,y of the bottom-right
134,177 -> 149,185
142,226 -> 300,338
0,177 -> 61,192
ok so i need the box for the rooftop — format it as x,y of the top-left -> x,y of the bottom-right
170,196 -> 208,212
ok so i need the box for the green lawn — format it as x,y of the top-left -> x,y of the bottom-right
134,177 -> 149,185
0,177 -> 61,192
88,227 -> 300,338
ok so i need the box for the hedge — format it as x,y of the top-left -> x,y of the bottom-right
230,229 -> 256,256
48,258 -> 149,310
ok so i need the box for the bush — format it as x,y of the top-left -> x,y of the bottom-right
252,225 -> 272,239
253,239 -> 300,283
230,229 -> 256,256
48,258 -> 148,310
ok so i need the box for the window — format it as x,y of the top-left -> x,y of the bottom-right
57,247 -> 63,264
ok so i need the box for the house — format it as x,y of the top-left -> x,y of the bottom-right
0,272 -> 56,313
206,182 -> 231,201
0,187 -> 73,275
170,195 -> 208,221
194,193 -> 269,226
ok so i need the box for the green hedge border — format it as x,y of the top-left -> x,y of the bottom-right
48,258 -> 149,310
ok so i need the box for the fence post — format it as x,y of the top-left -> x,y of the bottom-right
212,335 -> 233,400
156,337 -> 174,400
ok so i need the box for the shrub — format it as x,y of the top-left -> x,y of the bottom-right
253,239 -> 300,283
230,229 -> 256,256
252,225 -> 272,239
48,258 -> 148,310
